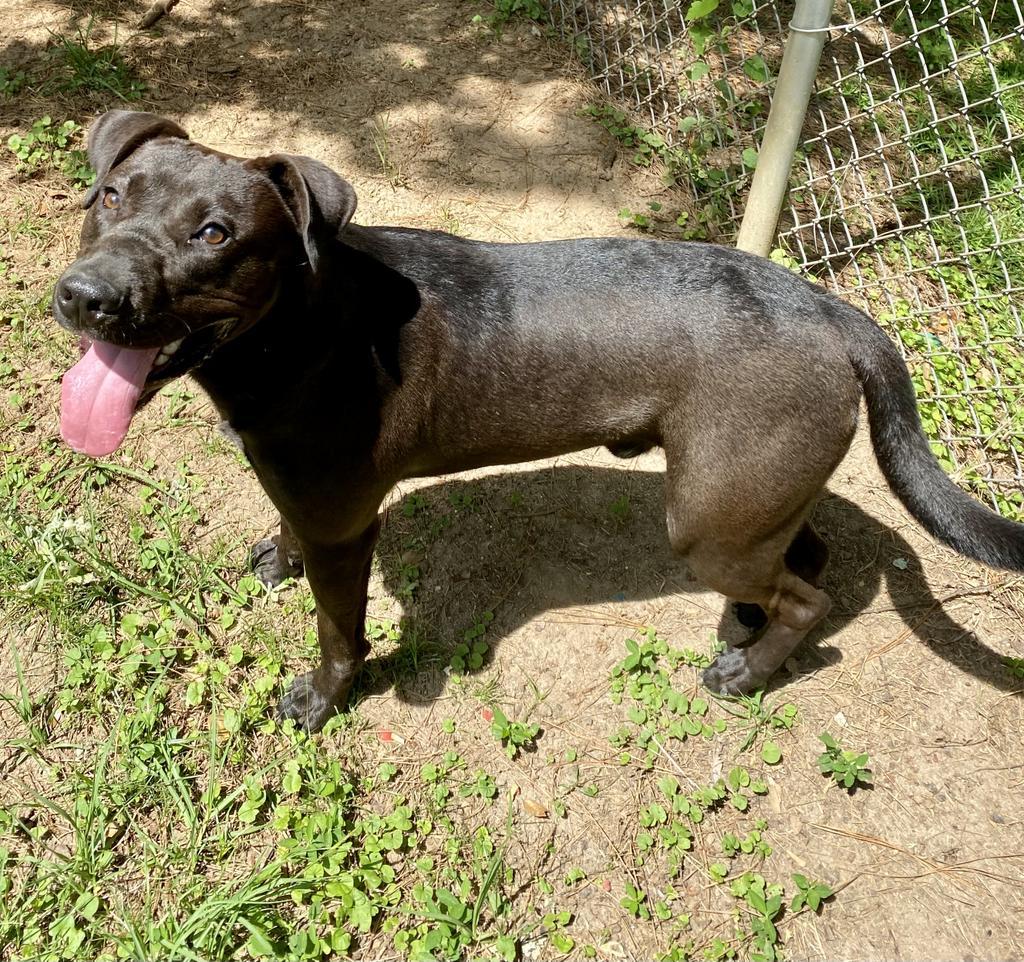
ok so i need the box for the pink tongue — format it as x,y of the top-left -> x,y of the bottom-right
60,341 -> 161,457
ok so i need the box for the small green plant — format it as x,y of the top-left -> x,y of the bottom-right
0,67 -> 28,97
620,882 -> 650,920
720,821 -> 771,860
609,630 -> 722,763
725,690 -> 798,752
789,874 -> 833,913
370,113 -> 406,188
51,25 -> 145,101
7,117 -> 93,187
729,871 -> 784,960
402,493 -> 428,517
618,206 -> 653,231
473,0 -> 545,32
585,104 -> 672,168
608,493 -> 632,521
459,769 -> 498,802
450,611 -> 493,673
1002,656 -> 1024,681
817,732 -> 873,791
489,707 -> 540,759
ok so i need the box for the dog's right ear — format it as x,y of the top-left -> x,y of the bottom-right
82,111 -> 189,209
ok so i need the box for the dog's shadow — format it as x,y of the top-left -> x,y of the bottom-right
355,463 -> 1018,704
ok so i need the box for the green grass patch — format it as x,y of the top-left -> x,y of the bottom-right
7,117 -> 94,189
50,24 -> 146,102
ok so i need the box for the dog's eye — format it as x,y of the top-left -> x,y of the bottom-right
198,223 -> 229,246
101,188 -> 120,210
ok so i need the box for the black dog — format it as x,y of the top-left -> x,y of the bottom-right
52,111 -> 1024,731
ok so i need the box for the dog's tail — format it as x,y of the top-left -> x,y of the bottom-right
830,299 -> 1024,571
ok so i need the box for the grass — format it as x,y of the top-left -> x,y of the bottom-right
49,24 -> 146,102
370,114 -> 407,189
0,387 -> 838,959
0,282 -> 837,957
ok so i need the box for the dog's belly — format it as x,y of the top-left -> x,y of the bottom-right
383,360 -> 671,477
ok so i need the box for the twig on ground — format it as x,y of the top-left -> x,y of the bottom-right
139,0 -> 181,29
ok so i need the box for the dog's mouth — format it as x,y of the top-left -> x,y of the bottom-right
60,322 -> 235,458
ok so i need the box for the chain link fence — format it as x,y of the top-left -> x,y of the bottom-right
546,0 -> 1024,515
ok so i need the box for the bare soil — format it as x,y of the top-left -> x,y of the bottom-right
1,0 -> 1023,958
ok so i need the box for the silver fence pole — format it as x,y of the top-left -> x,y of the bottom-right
735,0 -> 834,256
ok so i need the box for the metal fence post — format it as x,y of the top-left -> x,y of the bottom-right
735,0 -> 833,256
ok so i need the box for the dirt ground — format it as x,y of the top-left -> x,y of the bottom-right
2,0 -> 1023,958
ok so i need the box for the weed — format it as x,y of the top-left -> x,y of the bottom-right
459,769 -> 498,802
790,874 -> 833,913
448,491 -> 475,511
586,102 -> 749,234
817,732 -> 873,791
722,690 -> 798,752
489,707 -> 540,758
0,67 -> 29,97
619,206 -> 654,231
585,104 -> 673,170
608,493 -> 632,521
401,493 -> 427,517
619,201 -> 712,239
729,871 -> 784,961
371,114 -> 406,188
396,557 -> 421,599
449,611 -> 493,673
51,25 -> 145,101
721,822 -> 772,860
874,241 -> 1024,516
7,117 -> 93,187
620,882 -> 650,920
1003,656 -> 1024,681
609,630 -> 721,764
474,0 -> 545,33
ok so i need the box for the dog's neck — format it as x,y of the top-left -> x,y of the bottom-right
192,235 -> 421,438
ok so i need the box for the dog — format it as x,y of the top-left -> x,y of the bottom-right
52,110 -> 1024,732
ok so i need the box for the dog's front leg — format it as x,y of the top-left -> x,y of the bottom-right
251,516 -> 305,588
276,518 -> 381,732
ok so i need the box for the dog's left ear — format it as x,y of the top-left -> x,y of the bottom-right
249,155 -> 358,272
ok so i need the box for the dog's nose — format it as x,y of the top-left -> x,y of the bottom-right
56,273 -> 127,327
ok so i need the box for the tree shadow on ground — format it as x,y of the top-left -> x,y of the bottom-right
4,0 -> 608,198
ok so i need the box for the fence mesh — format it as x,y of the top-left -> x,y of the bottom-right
546,0 -> 1024,515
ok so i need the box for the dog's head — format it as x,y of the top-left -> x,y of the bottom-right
52,110 -> 358,457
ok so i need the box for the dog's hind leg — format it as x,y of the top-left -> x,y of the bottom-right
699,551 -> 831,695
662,456 -> 833,695
667,507 -> 832,694
251,516 -> 305,587
733,522 -> 829,631
276,518 -> 380,731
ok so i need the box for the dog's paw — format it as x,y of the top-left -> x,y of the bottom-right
277,672 -> 343,732
734,602 -> 768,631
251,537 -> 304,588
702,648 -> 765,696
